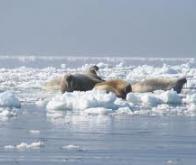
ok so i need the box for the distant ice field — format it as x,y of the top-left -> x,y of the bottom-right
0,55 -> 195,68
0,56 -> 196,165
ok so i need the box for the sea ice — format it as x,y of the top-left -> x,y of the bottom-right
62,144 -> 83,151
16,141 -> 44,150
0,108 -> 17,120
0,91 -> 21,108
160,90 -> 181,104
4,141 -> 44,151
0,56 -> 194,117
29,130 -> 40,134
4,145 -> 15,150
47,90 -> 118,111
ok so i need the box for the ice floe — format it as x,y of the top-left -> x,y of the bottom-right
46,89 -> 187,117
0,108 -> 17,121
62,144 -> 83,151
29,130 -> 40,134
4,141 -> 44,150
0,91 -> 20,120
0,91 -> 21,108
47,90 -> 119,111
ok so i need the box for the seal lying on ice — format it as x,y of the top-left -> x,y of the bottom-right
94,77 -> 186,99
94,79 -> 132,99
131,77 -> 187,93
60,65 -> 104,93
43,65 -> 103,92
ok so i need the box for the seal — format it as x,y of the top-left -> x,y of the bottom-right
94,79 -> 132,99
131,77 -> 187,93
60,65 -> 104,93
43,65 -> 104,92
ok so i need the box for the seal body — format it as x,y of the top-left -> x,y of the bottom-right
94,79 -> 132,99
60,73 -> 104,93
131,77 -> 187,93
43,65 -> 104,92
60,65 -> 104,93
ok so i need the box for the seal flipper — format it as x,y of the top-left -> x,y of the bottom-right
173,77 -> 187,93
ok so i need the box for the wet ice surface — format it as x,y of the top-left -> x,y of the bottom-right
0,56 -> 196,164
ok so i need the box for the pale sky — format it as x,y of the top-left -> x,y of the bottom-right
0,0 -> 195,57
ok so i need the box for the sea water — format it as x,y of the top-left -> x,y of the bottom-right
0,56 -> 196,165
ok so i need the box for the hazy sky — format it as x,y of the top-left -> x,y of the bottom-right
0,0 -> 195,57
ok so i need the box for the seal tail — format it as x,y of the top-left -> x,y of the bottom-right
42,77 -> 62,91
173,77 -> 187,93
